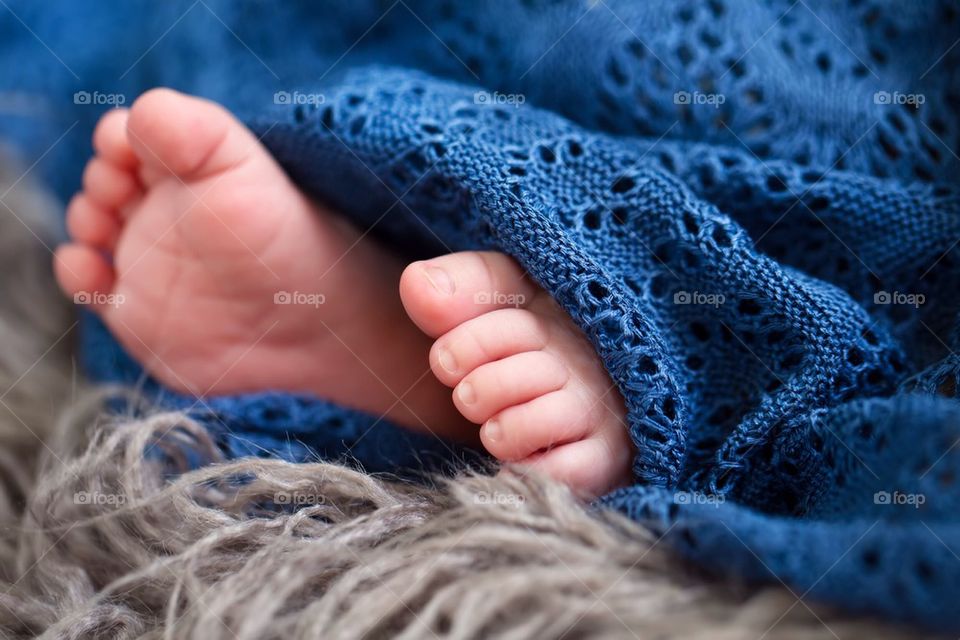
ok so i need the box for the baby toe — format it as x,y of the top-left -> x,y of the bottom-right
400,251 -> 539,337
481,387 -> 600,461
429,308 -> 549,386
66,194 -> 121,250
453,350 -> 568,423
53,243 -> 115,308
516,436 -> 634,499
126,88 -> 256,180
92,108 -> 138,169
82,156 -> 141,211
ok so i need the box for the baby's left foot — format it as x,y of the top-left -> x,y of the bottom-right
400,251 -> 634,498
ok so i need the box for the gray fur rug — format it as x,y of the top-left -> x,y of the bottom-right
0,154 -> 932,639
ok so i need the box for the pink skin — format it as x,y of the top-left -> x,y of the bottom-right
54,88 -> 634,498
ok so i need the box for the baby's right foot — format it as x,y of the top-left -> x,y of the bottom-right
400,252 -> 635,498
54,89 -> 468,439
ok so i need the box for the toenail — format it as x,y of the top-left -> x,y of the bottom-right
483,419 -> 502,442
422,265 -> 455,296
456,381 -> 476,405
437,347 -> 458,374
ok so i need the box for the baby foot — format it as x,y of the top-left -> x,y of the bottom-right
54,89 -> 468,439
400,252 -> 635,498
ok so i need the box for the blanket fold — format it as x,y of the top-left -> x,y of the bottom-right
241,68 -> 959,625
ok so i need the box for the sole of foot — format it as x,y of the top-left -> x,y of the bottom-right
55,88 -> 470,440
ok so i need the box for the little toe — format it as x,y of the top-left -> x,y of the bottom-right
429,308 -> 549,386
516,437 -> 634,499
66,194 -> 121,250
82,157 -> 141,211
453,350 -> 569,423
400,251 -> 539,337
481,388 -> 600,461
53,243 -> 115,308
92,108 -> 138,170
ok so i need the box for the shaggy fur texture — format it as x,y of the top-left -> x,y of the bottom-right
0,154 -> 934,639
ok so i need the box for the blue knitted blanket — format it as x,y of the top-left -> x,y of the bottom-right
3,0 -> 959,630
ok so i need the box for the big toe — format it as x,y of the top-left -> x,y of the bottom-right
126,88 -> 256,180
399,251 -> 540,337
